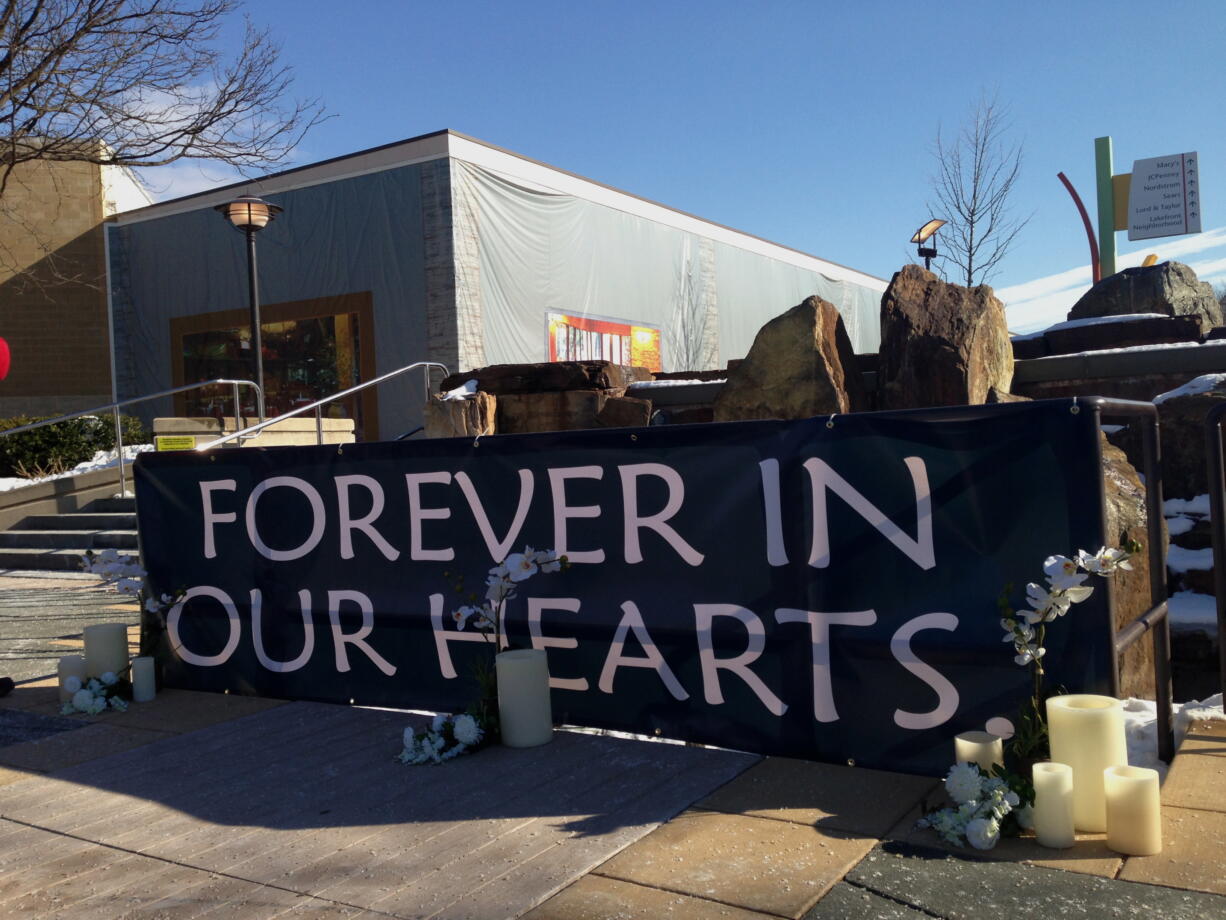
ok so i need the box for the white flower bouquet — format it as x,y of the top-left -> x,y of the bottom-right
917,762 -> 1027,850
399,713 -> 485,765
60,671 -> 130,715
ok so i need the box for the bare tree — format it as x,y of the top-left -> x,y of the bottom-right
928,95 -> 1029,287
0,0 -> 322,287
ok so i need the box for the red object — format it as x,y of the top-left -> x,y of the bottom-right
1057,172 -> 1101,284
0,337 -> 9,381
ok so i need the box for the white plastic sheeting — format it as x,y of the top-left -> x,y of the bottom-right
452,159 -> 881,371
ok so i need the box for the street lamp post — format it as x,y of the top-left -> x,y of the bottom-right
214,195 -> 282,421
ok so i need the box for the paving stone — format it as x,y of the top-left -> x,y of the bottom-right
885,803 -> 1122,879
0,683 -> 61,715
1117,804 -> 1226,895
106,688 -> 288,735
1163,735 -> 1226,812
0,766 -> 37,787
523,874 -> 775,919
696,756 -> 937,836
0,722 -> 166,771
850,841 -> 1226,920
801,881 -> 932,919
595,809 -> 873,918
0,708 -> 85,745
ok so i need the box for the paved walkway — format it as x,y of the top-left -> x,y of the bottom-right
1,571 -> 1224,919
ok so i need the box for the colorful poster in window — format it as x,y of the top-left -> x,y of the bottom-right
547,313 -> 662,372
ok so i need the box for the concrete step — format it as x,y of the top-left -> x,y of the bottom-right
0,530 -> 138,550
19,512 -> 136,531
87,497 -> 136,514
0,547 -> 98,571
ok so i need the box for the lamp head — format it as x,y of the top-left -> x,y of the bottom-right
911,218 -> 945,269
215,195 -> 283,232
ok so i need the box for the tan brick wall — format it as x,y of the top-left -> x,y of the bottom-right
0,158 -> 112,417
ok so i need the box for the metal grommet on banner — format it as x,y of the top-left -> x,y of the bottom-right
1069,396 -> 1080,415
337,446 -> 343,455
826,414 -> 836,430
630,434 -> 638,441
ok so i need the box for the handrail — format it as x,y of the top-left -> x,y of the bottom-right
1086,396 -> 1175,762
0,378 -> 262,496
1204,403 -> 1226,705
195,361 -> 449,451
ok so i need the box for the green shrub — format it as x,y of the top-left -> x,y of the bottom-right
0,414 -> 149,478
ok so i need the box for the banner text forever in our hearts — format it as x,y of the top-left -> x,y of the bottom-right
171,456 -> 957,731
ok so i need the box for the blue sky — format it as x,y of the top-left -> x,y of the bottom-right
146,0 -> 1226,333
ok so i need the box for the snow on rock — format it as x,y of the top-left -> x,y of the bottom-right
1011,313 -> 1169,342
0,445 -> 152,493
1165,494 -> 1211,516
1167,515 -> 1195,536
1029,340 -> 1219,361
1168,544 -> 1214,573
629,378 -> 726,389
1124,695 -> 1225,779
1168,590 -> 1218,630
1154,373 -> 1226,405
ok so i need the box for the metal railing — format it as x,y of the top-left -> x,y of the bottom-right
0,379 -> 262,497
1204,403 -> 1226,703
1088,397 -> 1174,762
195,361 -> 449,451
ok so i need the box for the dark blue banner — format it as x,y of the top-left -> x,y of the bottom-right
134,400 -> 1108,775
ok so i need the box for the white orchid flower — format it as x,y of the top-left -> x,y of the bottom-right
1077,546 -> 1133,575
1043,555 -> 1088,590
503,551 -> 539,583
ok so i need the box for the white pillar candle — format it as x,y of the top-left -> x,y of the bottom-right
954,731 -> 1003,771
1032,762 -> 1076,848
1104,765 -> 1162,856
83,623 -> 129,677
131,656 -> 156,703
1046,694 -> 1128,832
496,649 -> 553,748
57,655 -> 87,702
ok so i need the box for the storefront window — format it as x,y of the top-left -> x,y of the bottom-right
181,313 -> 363,426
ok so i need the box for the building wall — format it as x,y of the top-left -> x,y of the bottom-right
0,158 -> 113,417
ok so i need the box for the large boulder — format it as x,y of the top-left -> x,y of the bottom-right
423,391 -> 497,438
1154,374 -> 1226,499
877,264 -> 1014,410
1101,435 -> 1166,700
1067,261 -> 1223,328
713,296 -> 866,422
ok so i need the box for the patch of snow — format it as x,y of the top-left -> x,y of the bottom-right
1029,340 -> 1221,361
1167,545 -> 1214,573
1168,590 -> 1218,630
1100,424 -> 1124,434
1124,694 -> 1225,779
630,378 -> 726,389
1166,515 -> 1195,536
0,445 -> 151,493
1010,313 -> 1170,342
1165,494 -> 1211,516
1154,373 -> 1226,404
440,379 -> 478,401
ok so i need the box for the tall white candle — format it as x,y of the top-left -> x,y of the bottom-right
496,649 -> 553,748
1046,694 -> 1128,832
83,623 -> 129,677
1032,762 -> 1076,848
131,656 -> 156,703
954,731 -> 1003,771
57,655 -> 87,702
1104,765 -> 1162,855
